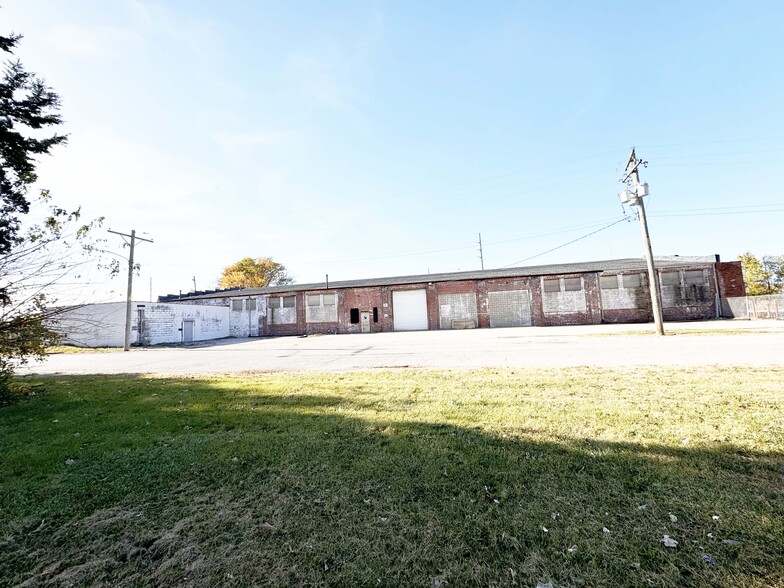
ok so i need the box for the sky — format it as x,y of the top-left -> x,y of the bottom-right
3,0 -> 783,303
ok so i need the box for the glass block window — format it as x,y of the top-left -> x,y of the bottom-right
623,274 -> 642,289
661,271 -> 680,286
600,275 -> 618,289
684,270 -> 706,285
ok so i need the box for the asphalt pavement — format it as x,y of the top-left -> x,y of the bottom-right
18,320 -> 784,376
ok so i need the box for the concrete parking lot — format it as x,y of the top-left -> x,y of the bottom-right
19,320 -> 784,376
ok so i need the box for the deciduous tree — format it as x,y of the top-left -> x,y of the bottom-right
219,257 -> 293,289
738,252 -> 783,296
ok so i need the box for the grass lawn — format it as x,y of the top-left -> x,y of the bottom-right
1,368 -> 783,587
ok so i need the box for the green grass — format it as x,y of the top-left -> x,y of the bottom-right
1,368 -> 783,587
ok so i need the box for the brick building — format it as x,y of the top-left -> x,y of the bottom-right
160,256 -> 745,337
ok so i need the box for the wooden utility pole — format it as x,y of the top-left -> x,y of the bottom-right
619,149 -> 665,336
478,233 -> 485,270
108,229 -> 153,350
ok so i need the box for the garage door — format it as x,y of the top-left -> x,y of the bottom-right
392,289 -> 428,331
488,290 -> 532,327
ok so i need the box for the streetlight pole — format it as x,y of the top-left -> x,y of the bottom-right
619,148 -> 665,336
108,229 -> 153,350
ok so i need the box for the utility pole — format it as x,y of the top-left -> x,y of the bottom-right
108,229 -> 153,351
192,276 -> 197,292
619,148 -> 665,336
478,233 -> 485,270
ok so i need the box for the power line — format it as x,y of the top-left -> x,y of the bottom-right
651,208 -> 784,218
501,218 -> 629,268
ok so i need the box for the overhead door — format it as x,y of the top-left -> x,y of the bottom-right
392,289 -> 429,331
438,292 -> 478,329
488,290 -> 532,327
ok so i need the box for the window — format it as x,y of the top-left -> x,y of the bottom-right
661,272 -> 680,286
600,275 -> 618,290
247,299 -> 256,311
268,295 -> 296,324
563,277 -> 582,291
305,292 -> 338,323
373,307 -> 378,323
623,274 -> 642,289
269,296 -> 296,309
350,308 -> 360,324
231,300 -> 243,311
543,279 -> 560,293
684,270 -> 706,285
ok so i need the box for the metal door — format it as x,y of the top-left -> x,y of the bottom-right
360,311 -> 371,333
183,319 -> 194,342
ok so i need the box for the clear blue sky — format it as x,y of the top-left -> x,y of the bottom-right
4,1 -> 783,302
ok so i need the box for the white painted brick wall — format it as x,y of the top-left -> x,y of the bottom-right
542,290 -> 586,314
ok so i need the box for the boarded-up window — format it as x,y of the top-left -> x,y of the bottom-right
438,292 -> 478,329
563,277 -> 582,291
269,296 -> 296,324
231,300 -> 243,311
600,275 -> 618,289
661,272 -> 680,286
543,279 -> 560,293
684,270 -> 706,285
623,274 -> 642,289
305,292 -> 337,323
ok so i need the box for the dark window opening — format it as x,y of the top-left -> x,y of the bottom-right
350,308 -> 360,324
373,307 -> 378,323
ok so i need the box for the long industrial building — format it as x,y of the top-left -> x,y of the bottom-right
159,256 -> 745,338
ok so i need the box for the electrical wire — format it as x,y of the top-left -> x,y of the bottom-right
501,217 -> 629,268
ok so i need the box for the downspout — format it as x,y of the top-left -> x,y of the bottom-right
712,267 -> 721,318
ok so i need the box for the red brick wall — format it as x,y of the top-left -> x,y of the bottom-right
171,263 -> 731,336
340,287 -> 385,333
715,261 -> 746,297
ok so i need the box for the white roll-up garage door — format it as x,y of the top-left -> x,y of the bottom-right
392,289 -> 429,331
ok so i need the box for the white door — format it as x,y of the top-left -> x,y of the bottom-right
183,319 -> 194,342
360,311 -> 371,333
392,289 -> 428,331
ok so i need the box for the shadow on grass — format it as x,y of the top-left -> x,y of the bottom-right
0,374 -> 782,588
